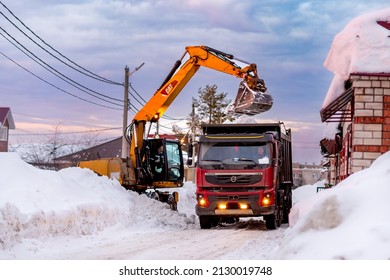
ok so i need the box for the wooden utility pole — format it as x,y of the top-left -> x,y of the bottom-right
121,63 -> 145,158
121,66 -> 129,158
189,100 -> 196,166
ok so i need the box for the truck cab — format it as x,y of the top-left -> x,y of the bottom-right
195,123 -> 293,229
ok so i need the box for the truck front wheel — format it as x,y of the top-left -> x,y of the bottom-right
199,216 -> 212,229
264,205 -> 281,230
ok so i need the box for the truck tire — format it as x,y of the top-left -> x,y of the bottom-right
282,188 -> 292,224
211,217 -> 219,227
264,205 -> 281,230
264,214 -> 277,230
199,216 -> 212,229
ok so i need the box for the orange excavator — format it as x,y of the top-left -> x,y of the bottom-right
78,46 -> 272,209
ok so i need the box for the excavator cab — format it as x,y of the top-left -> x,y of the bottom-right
141,138 -> 184,188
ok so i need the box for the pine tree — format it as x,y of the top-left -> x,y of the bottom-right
193,84 -> 235,124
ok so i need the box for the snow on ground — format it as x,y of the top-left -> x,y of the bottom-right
1,151 -> 390,259
0,153 -> 196,254
270,151 -> 390,259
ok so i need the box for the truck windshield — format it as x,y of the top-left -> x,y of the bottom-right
198,142 -> 271,170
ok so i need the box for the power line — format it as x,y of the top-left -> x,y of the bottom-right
0,2 -> 189,124
10,126 -> 121,136
12,112 -> 111,127
0,27 -> 124,106
0,50 -> 122,110
129,83 -> 147,104
0,0 -> 122,86
0,2 -> 127,109
128,84 -> 188,121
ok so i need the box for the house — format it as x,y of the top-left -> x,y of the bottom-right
292,162 -> 325,188
0,107 -> 15,152
320,10 -> 390,185
55,137 -> 123,168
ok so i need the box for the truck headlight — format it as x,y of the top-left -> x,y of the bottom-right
197,195 -> 207,206
217,203 -> 227,210
239,203 -> 248,210
262,193 -> 271,206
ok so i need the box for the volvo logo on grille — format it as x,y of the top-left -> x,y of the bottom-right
230,176 -> 237,183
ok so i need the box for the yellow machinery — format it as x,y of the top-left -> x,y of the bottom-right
78,45 -> 272,210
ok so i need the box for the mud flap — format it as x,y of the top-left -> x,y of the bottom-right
229,81 -> 273,116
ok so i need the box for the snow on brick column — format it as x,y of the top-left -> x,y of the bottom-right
350,74 -> 390,173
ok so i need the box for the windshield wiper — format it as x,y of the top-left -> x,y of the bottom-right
232,158 -> 257,164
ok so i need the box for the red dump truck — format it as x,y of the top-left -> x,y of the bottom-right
194,122 -> 293,229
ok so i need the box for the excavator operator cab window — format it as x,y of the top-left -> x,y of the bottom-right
146,139 -> 184,182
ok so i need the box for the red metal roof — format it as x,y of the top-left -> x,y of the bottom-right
0,107 -> 15,129
377,20 -> 390,30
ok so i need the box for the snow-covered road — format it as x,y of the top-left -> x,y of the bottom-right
5,219 -> 286,260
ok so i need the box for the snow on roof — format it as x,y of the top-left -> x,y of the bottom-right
322,8 -> 390,109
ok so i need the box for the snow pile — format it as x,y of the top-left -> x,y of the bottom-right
270,151 -> 390,259
287,180 -> 325,227
2,151 -> 390,259
0,153 -> 195,251
322,8 -> 390,108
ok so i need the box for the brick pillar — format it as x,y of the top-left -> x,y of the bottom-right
383,95 -> 390,152
350,75 -> 390,173
0,141 -> 7,152
329,155 -> 337,185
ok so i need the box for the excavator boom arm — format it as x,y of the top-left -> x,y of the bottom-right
128,45 -> 271,186
133,46 -> 257,123
79,45 -> 270,192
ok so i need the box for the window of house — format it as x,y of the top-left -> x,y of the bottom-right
0,126 -> 8,141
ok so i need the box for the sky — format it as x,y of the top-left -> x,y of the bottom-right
1,0 -> 390,164
1,150 -> 390,263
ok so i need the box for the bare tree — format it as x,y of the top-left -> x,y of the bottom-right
13,123 -> 105,170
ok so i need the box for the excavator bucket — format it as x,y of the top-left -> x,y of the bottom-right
230,81 -> 273,116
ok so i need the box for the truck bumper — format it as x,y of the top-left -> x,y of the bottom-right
196,204 -> 275,217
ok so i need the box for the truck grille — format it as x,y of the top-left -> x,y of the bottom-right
209,194 -> 260,201
216,195 -> 251,200
205,172 -> 262,185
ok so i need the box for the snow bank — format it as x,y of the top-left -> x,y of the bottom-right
0,153 -> 131,249
0,153 -> 195,251
271,152 -> 390,259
